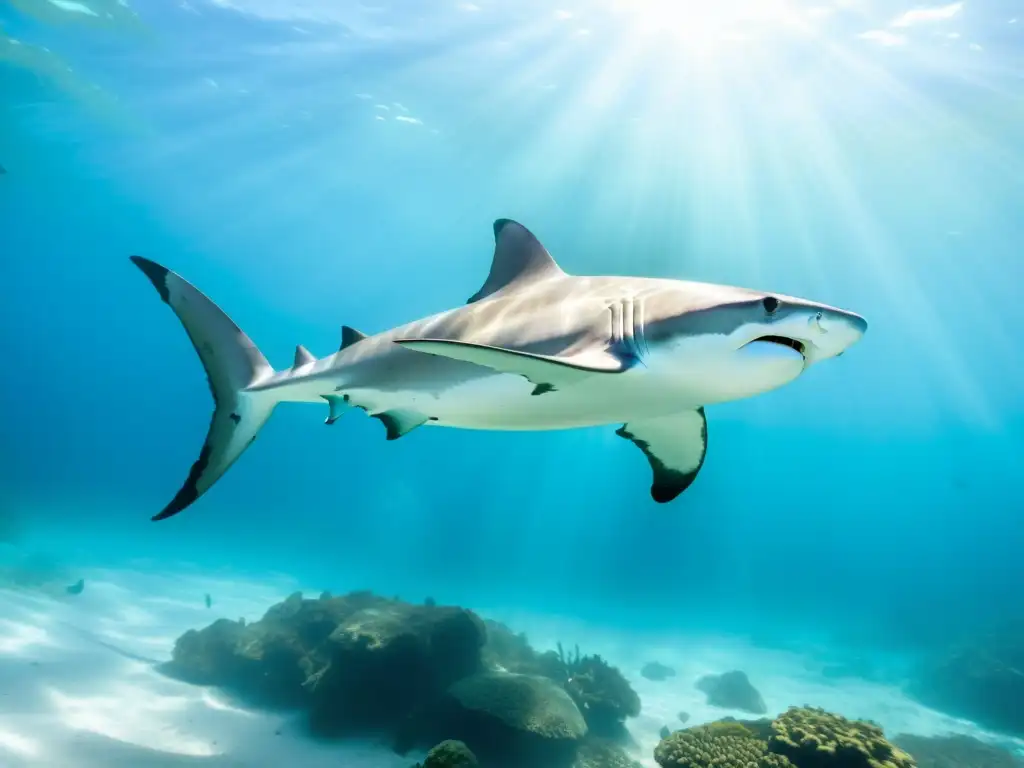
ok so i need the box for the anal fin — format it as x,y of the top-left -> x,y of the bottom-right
374,409 -> 431,440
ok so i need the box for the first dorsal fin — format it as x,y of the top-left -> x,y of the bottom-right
293,344 -> 315,368
467,219 -> 566,304
340,325 -> 368,350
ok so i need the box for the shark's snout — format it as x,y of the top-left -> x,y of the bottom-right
810,309 -> 866,361
738,305 -> 866,367
809,308 -> 867,360
814,307 -> 867,337
847,312 -> 869,337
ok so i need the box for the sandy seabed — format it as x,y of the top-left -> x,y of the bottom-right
0,566 -> 1020,767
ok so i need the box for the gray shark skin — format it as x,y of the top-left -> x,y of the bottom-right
130,219 -> 867,520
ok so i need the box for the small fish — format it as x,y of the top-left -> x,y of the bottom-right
66,578 -> 84,595
204,593 -> 212,608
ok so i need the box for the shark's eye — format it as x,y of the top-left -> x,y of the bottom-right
762,296 -> 780,315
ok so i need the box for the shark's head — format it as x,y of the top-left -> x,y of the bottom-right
642,282 -> 867,404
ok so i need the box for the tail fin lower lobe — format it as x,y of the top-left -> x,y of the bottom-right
131,256 -> 276,521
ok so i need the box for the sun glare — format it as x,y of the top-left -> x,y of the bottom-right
607,0 -> 807,47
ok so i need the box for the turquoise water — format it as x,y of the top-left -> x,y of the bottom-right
1,1 -> 1023,765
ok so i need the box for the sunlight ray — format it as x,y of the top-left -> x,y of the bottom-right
786,103 -> 996,426
752,87 -> 831,294
0,727 -> 41,759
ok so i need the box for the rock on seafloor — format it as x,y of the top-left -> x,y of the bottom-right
906,621 -> 1024,738
640,661 -> 676,682
893,733 -> 1024,768
695,669 -> 767,715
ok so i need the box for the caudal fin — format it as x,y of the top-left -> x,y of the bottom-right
130,256 -> 276,521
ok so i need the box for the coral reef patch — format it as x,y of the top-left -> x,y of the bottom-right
166,590 -> 974,768
165,589 -> 484,731
769,706 -> 915,768
482,631 -> 641,742
165,590 -> 642,768
426,671 -> 587,767
654,707 -> 917,768
415,739 -> 479,767
572,739 -> 644,768
654,721 -> 794,768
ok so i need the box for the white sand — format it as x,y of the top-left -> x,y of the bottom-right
0,566 -> 1021,767
0,565 -> 411,768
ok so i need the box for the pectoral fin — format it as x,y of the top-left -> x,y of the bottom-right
394,338 -> 635,393
617,408 -> 707,503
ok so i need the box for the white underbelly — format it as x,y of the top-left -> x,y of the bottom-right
407,371 -> 691,431
279,355 -> 709,431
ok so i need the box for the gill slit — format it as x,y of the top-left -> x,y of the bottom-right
633,296 -> 648,359
609,298 -> 646,364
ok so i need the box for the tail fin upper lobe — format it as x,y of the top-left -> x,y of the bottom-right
131,256 -> 276,521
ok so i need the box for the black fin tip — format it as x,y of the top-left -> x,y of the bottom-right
130,255 -> 171,303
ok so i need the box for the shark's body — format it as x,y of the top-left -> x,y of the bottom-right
132,219 -> 867,520
253,277 -> 783,429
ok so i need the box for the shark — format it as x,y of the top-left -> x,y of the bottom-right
130,218 -> 867,521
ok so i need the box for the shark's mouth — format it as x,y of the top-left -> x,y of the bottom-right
752,335 -> 806,356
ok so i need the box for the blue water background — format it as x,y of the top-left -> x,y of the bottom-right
1,0 -> 1022,652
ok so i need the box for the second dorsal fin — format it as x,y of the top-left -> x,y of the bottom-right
467,219 -> 566,304
293,344 -> 315,368
340,325 -> 368,350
